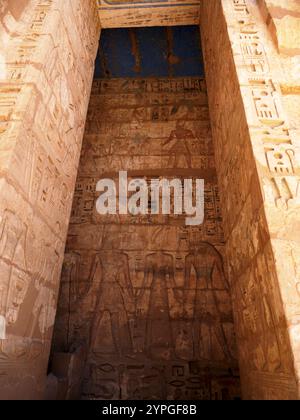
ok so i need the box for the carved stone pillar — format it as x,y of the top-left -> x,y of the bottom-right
200,0 -> 300,400
0,0 -> 100,399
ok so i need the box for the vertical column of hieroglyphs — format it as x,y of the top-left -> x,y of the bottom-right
200,0 -> 299,399
0,0 -> 100,399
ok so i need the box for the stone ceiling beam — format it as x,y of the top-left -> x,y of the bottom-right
96,0 -> 201,28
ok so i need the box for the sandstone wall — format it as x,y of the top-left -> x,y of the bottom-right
0,0 -> 100,399
52,77 -> 240,400
200,0 -> 300,400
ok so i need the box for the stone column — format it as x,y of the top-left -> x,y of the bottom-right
200,0 -> 300,400
0,0 -> 100,399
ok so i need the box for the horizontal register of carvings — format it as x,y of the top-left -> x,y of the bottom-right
96,0 -> 201,28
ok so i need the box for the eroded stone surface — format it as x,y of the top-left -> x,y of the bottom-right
258,0 -> 300,55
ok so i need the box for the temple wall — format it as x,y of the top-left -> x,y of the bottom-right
0,0 -> 100,399
0,0 -> 299,401
52,77 -> 241,400
200,0 -> 300,400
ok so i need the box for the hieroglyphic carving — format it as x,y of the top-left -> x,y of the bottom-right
91,78 -> 207,95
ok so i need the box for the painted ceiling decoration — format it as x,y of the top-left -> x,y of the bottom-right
95,25 -> 204,78
96,0 -> 201,28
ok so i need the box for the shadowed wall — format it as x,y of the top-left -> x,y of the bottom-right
52,76 -> 240,400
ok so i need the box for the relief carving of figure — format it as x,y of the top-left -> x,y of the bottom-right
89,251 -> 135,357
138,252 -> 179,361
0,211 -> 32,363
163,121 -> 194,168
249,261 -> 281,373
24,239 -> 59,344
184,242 -> 232,362
0,210 -> 29,327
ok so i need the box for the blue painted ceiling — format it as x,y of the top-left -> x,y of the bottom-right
94,26 -> 204,78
